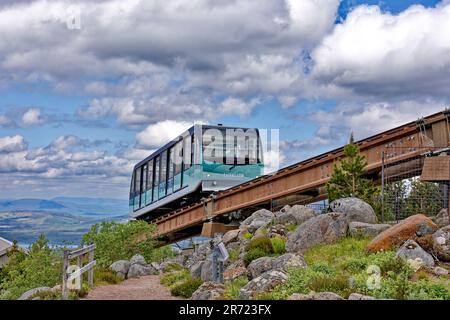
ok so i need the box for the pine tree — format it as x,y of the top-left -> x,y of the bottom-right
326,140 -> 377,203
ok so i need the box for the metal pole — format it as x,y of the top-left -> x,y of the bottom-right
381,151 -> 385,223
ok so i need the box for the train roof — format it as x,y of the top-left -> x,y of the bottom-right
133,124 -> 261,169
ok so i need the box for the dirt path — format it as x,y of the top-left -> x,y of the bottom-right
85,275 -> 182,300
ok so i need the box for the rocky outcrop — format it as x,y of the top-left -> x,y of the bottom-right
348,293 -> 376,300
286,212 -> 348,253
224,267 -> 248,282
111,255 -> 158,279
329,197 -> 378,224
191,282 -> 225,300
367,214 -> 438,253
273,205 -> 316,226
288,291 -> 344,300
247,253 -> 307,279
247,257 -> 274,279
432,226 -> 450,262
239,270 -> 288,300
190,261 -> 204,278
348,221 -> 391,238
130,254 -> 147,266
222,229 -> 240,245
128,264 -> 158,278
431,266 -> 449,276
18,287 -> 53,300
396,240 -> 435,269
434,209 -> 450,226
109,260 -> 131,280
185,242 -> 211,269
241,209 -> 275,233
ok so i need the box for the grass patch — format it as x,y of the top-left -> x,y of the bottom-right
94,268 -> 123,285
170,278 -> 202,298
222,276 -> 249,300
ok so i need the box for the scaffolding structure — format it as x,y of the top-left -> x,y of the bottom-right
381,146 -> 450,223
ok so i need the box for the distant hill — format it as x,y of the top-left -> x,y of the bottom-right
0,197 -> 130,246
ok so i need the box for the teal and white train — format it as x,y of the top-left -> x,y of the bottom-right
130,124 -> 264,221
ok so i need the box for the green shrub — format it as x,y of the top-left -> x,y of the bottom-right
0,235 -> 62,300
228,248 -> 239,263
81,220 -> 157,268
222,277 -> 249,300
94,268 -> 123,285
160,269 -> 190,288
150,245 -> 178,263
243,248 -> 268,266
170,277 -> 203,298
243,232 -> 253,240
285,223 -> 298,232
309,273 -> 352,298
162,262 -> 184,273
245,237 -> 273,253
270,237 -> 286,255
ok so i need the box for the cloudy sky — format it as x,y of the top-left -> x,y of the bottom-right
0,0 -> 448,200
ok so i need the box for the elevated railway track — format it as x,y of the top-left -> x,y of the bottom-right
152,110 -> 450,245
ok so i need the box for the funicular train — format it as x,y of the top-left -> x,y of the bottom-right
130,124 -> 264,221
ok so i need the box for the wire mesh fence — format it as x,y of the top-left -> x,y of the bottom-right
381,146 -> 450,223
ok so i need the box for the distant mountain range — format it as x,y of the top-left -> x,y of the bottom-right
0,197 -> 130,246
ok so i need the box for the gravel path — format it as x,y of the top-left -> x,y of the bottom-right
85,275 -> 182,300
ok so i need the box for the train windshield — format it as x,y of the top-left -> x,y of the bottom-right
202,127 -> 261,165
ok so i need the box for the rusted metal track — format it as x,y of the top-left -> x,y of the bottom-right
153,110 -> 450,243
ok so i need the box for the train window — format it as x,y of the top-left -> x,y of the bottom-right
135,167 -> 141,195
203,128 -> 223,163
159,150 -> 167,197
134,166 -> 142,210
154,156 -> 160,200
183,135 -> 192,169
147,160 -> 153,204
174,141 -> 183,175
167,147 -> 174,194
141,164 -> 147,205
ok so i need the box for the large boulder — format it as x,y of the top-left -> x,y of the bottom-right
247,257 -> 274,279
433,209 -> 450,226
130,254 -> 147,266
349,221 -> 391,238
348,293 -> 376,300
109,260 -> 131,279
191,282 -> 225,300
329,197 -> 378,224
286,212 -> 348,253
273,205 -> 316,225
247,253 -> 307,279
288,291 -> 344,300
367,214 -> 438,253
190,261 -> 204,278
239,270 -> 288,300
241,209 -> 275,233
18,287 -> 52,300
432,226 -> 450,262
396,240 -> 435,269
185,242 -> 211,269
222,229 -> 240,245
127,264 -> 158,278
224,267 -> 248,282
271,253 -> 307,270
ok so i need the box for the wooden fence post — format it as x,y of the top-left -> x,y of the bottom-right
62,250 -> 69,300
88,247 -> 94,288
